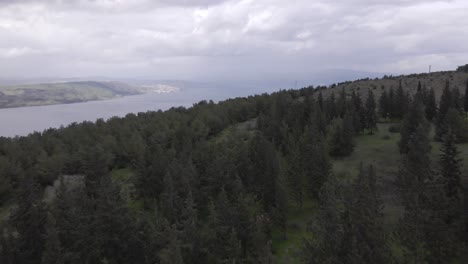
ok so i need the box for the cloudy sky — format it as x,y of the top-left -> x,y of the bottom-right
0,0 -> 467,81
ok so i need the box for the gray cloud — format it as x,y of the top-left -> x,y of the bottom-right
0,0 -> 466,81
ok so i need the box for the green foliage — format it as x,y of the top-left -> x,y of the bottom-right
456,64 -> 468,72
0,82 -> 466,263
328,115 -> 355,157
10,176 -> 46,264
464,79 -> 468,112
425,87 -> 438,121
398,96 -> 429,154
439,130 -> 463,200
365,89 -> 378,134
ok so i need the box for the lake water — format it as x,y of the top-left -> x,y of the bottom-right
0,85 -> 279,138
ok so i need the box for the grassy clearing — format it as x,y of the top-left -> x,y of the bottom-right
272,199 -> 317,264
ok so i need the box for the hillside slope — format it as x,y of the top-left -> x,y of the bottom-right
321,70 -> 468,101
0,81 -> 141,108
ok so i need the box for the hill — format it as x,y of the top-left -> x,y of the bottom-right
318,69 -> 468,101
0,81 -> 141,108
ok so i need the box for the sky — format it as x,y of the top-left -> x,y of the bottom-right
0,0 -> 467,82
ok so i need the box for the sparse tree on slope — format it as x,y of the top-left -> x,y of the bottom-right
365,89 -> 377,134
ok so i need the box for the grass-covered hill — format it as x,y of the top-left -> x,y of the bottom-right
0,81 -> 141,108
321,68 -> 468,101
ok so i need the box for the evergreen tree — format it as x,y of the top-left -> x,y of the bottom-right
378,89 -> 389,118
225,228 -> 242,264
397,125 -> 432,262
365,89 -> 377,134
398,95 -> 429,154
326,91 -> 337,121
247,133 -> 279,211
464,78 -> 468,113
286,138 -> 305,208
444,108 -> 468,143
435,80 -> 453,140
341,164 -> 388,263
425,87 -> 437,121
160,226 -> 184,264
452,87 -> 462,111
301,173 -> 343,264
0,224 -> 16,264
395,80 -> 409,118
10,176 -> 46,264
41,213 -> 63,264
351,90 -> 364,133
318,90 -> 324,111
439,129 -> 463,199
273,170 -> 288,240
397,125 -> 432,207
388,87 -> 396,118
302,125 -> 331,199
337,88 -> 347,118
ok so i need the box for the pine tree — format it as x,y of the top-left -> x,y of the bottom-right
435,80 -> 453,140
388,87 -> 396,118
225,228 -> 241,264
161,171 -> 177,223
397,125 -> 432,207
452,87 -> 462,111
286,138 -> 305,208
421,131 -> 465,263
160,226 -> 184,264
41,213 -> 63,264
301,173 -> 343,264
398,95 -> 429,154
326,91 -> 337,121
365,89 -> 377,134
464,78 -> 468,113
351,90 -> 363,133
395,80 -> 408,118
342,112 -> 355,154
318,90 -> 324,111
302,125 -> 331,199
341,164 -> 388,263
425,87 -> 437,121
397,125 -> 433,262
0,224 -> 16,264
378,89 -> 389,118
273,170 -> 288,240
247,133 -> 279,211
439,129 -> 463,199
10,176 -> 46,264
337,88 -> 347,118
85,175 -> 144,263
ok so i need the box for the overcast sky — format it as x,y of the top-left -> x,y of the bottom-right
0,0 -> 467,81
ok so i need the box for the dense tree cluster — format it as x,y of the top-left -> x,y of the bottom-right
0,85 -> 368,263
0,75 -> 466,263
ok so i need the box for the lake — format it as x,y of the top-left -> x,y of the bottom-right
0,84 -> 279,137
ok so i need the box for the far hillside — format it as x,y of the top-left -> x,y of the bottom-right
0,81 -> 141,108
319,65 -> 468,101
